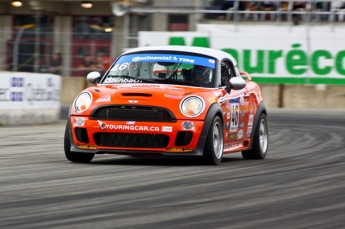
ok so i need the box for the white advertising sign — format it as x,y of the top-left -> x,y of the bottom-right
139,24 -> 345,81
0,72 -> 61,109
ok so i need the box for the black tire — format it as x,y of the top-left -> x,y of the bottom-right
64,120 -> 94,163
242,113 -> 268,159
203,116 -> 224,165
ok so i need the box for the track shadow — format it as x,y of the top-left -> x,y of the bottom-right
89,154 -> 245,166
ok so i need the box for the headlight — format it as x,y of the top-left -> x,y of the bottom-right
180,96 -> 205,117
74,92 -> 92,113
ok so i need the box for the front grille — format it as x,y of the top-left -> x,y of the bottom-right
94,133 -> 170,148
91,106 -> 175,122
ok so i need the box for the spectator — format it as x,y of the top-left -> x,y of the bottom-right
49,53 -> 62,75
243,2 -> 260,20
292,1 -> 307,25
79,55 -> 96,76
258,1 -> 278,20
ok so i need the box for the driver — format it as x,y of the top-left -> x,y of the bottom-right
192,65 -> 212,86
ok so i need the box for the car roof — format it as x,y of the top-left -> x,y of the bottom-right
123,46 -> 237,66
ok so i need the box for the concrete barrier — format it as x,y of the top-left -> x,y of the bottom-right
60,77 -> 88,105
0,72 -> 61,126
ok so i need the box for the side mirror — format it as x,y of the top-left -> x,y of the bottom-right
87,71 -> 101,84
224,77 -> 246,93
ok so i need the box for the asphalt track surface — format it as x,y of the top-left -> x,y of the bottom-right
0,109 -> 344,229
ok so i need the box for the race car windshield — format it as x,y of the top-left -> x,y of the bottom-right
102,53 -> 216,88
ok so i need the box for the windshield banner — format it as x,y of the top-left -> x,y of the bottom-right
116,53 -> 216,68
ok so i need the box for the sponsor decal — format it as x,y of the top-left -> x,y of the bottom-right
248,114 -> 254,126
226,112 -> 231,119
237,129 -> 244,139
164,94 -> 182,99
182,121 -> 194,130
76,144 -> 97,149
225,132 -> 228,138
228,133 -> 237,140
249,103 -> 254,114
246,126 -> 253,138
115,53 -> 216,68
166,148 -> 193,152
104,77 -> 142,84
97,120 -> 160,131
95,95 -> 111,103
230,102 -> 239,132
76,118 -> 85,126
239,122 -> 245,128
240,108 -> 245,119
98,120 -> 107,130
126,121 -> 135,125
132,55 -> 179,62
128,100 -> 138,104
162,126 -> 173,132
224,141 -> 242,150
225,121 -> 230,130
131,84 -> 160,88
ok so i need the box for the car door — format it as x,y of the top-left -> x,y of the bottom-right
220,60 -> 250,151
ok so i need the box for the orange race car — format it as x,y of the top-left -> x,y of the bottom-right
64,46 -> 268,165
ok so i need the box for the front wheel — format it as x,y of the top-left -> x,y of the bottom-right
242,113 -> 268,159
203,116 -> 224,165
64,120 -> 94,163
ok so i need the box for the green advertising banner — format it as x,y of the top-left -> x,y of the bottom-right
139,25 -> 345,85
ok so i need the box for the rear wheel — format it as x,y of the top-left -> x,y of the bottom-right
203,116 -> 224,165
64,120 -> 94,163
242,113 -> 268,159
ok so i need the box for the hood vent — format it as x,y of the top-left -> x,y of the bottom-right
121,93 -> 152,97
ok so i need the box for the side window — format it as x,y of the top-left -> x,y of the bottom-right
233,66 -> 241,77
220,61 -> 232,86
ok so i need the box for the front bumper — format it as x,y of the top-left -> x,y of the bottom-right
69,116 -> 207,157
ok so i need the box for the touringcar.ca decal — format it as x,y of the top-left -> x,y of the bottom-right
98,120 -> 160,132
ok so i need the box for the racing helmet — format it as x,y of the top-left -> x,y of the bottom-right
192,65 -> 210,82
